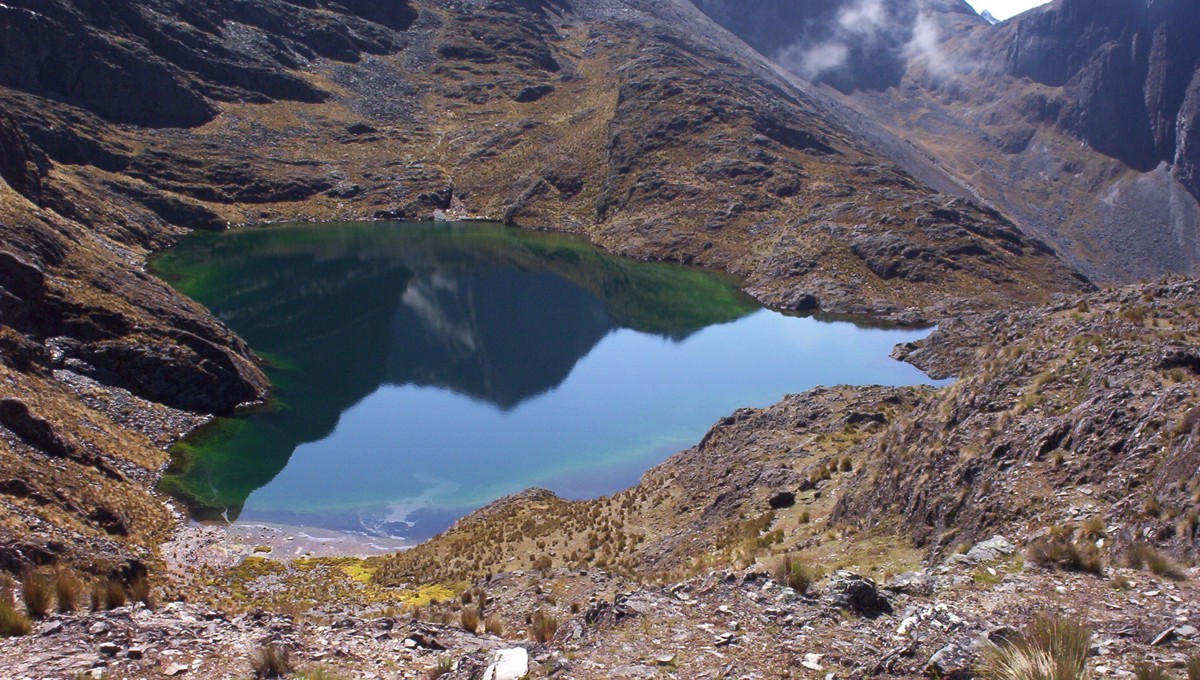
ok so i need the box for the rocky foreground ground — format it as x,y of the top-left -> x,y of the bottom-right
1,545 -> 1197,678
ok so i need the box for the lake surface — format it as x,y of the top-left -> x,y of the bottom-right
152,221 -> 940,541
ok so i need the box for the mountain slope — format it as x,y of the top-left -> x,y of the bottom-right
0,0 -> 1092,578
693,0 -> 1200,282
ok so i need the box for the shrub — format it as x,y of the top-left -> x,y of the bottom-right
251,643 -> 293,678
1187,655 -> 1200,680
425,657 -> 453,679
130,575 -> 153,608
1133,663 -> 1171,680
1026,537 -> 1103,575
0,598 -> 32,637
54,570 -> 79,613
102,579 -> 127,609
978,614 -> 1090,680
1125,543 -> 1185,580
459,606 -> 480,633
485,612 -> 504,636
772,554 -> 819,594
21,571 -> 51,619
531,610 -> 558,643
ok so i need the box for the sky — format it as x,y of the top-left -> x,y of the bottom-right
964,0 -> 1052,20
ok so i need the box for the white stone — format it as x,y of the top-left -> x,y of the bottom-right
483,647 -> 529,680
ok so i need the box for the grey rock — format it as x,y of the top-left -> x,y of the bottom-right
927,643 -> 972,679
884,571 -> 935,597
98,642 -> 121,656
821,571 -> 891,618
1151,627 -> 1179,646
482,647 -> 528,680
950,536 -> 1015,566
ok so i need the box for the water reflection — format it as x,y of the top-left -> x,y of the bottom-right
153,221 -> 938,540
154,222 -> 758,533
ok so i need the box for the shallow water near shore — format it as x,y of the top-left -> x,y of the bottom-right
152,221 -> 943,542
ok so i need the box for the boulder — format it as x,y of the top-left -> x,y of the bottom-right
821,571 -> 891,618
884,571 -> 935,597
482,647 -> 529,680
949,535 -> 1015,566
768,491 -> 796,509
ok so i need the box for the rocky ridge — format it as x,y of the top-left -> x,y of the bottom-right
694,0 -> 1200,282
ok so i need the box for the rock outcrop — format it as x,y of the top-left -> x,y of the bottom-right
988,0 -> 1200,198
693,0 -> 1200,282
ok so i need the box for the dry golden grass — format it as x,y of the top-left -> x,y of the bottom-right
54,569 -> 80,613
0,598 -> 32,637
20,571 -> 51,619
251,643 -> 293,679
530,610 -> 558,643
979,614 -> 1090,680
1125,543 -> 1185,580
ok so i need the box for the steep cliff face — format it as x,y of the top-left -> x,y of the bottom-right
990,0 -> 1200,196
691,0 -> 1200,282
0,104 -> 47,205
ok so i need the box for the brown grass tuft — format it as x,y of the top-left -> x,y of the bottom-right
130,575 -> 153,608
531,610 -> 558,643
485,612 -> 504,636
771,553 -> 820,594
95,579 -> 127,610
1125,543 -> 1185,580
978,614 -> 1090,680
459,606 -> 480,633
251,643 -> 293,678
21,571 -> 51,619
54,570 -> 79,613
1027,536 -> 1103,575
0,597 -> 32,637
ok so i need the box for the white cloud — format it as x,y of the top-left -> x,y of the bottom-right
838,0 -> 887,35
964,0 -> 1053,21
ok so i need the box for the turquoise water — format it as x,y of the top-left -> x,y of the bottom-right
153,221 -> 939,540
